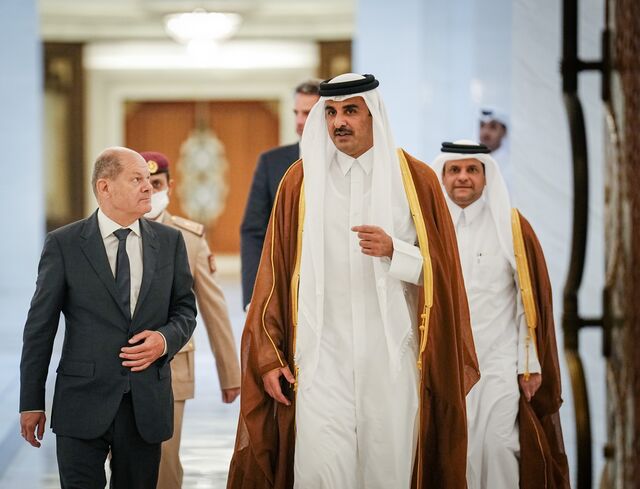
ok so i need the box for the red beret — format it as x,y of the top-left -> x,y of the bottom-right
140,151 -> 170,175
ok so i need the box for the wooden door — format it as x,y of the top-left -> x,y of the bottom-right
125,100 -> 279,254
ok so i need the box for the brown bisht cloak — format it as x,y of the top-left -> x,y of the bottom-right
227,149 -> 479,489
515,211 -> 571,489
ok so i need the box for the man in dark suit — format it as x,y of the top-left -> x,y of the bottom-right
240,79 -> 320,309
19,147 -> 197,489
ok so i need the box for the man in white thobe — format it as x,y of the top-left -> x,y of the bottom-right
291,74 -> 423,489
479,108 -> 512,194
432,141 -> 542,489
227,76 -> 479,489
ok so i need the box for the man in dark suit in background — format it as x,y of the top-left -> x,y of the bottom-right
19,147 -> 197,489
240,79 -> 320,309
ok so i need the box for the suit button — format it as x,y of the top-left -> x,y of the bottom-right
120,369 -> 128,376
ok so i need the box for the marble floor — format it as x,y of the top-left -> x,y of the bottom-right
0,275 -> 606,488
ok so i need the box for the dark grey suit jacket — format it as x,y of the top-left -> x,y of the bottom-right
240,143 -> 300,308
19,211 -> 197,444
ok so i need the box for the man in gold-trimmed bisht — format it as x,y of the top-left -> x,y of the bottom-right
227,74 -> 479,489
432,141 -> 569,489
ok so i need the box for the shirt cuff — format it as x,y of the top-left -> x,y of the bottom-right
21,410 -> 45,413
517,345 -> 542,374
157,331 -> 168,356
388,237 -> 423,285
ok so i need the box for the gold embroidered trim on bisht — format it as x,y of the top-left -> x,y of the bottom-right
397,148 -> 434,489
511,208 -> 539,380
397,149 -> 434,371
260,165 -> 301,369
291,182 -> 305,392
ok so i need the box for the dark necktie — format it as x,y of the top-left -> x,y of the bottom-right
113,228 -> 132,318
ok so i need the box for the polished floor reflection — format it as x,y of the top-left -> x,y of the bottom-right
0,275 -> 605,488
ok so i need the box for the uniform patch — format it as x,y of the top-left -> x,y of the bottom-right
171,215 -> 204,236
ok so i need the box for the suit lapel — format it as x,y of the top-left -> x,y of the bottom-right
133,218 -> 158,322
80,211 -> 130,322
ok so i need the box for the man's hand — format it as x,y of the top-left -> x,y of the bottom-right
20,412 -> 46,448
518,373 -> 542,402
262,366 -> 295,406
120,330 -> 165,372
351,225 -> 393,258
222,387 -> 241,404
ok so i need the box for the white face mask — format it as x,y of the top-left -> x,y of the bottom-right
145,189 -> 170,219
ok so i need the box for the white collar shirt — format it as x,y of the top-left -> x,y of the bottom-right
97,209 -> 144,317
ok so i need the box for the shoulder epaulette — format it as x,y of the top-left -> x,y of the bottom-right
171,215 -> 205,237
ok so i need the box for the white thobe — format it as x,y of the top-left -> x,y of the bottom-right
294,149 -> 423,489
449,197 -> 540,489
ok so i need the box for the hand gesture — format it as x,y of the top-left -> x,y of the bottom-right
20,411 -> 46,448
518,373 -> 542,402
262,366 -> 295,406
351,225 -> 393,258
222,387 -> 241,404
120,330 -> 165,372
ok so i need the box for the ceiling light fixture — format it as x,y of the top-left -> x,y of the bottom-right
164,9 -> 242,45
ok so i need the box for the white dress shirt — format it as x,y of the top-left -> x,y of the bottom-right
97,209 -> 168,355
449,197 -> 540,374
97,209 -> 144,317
